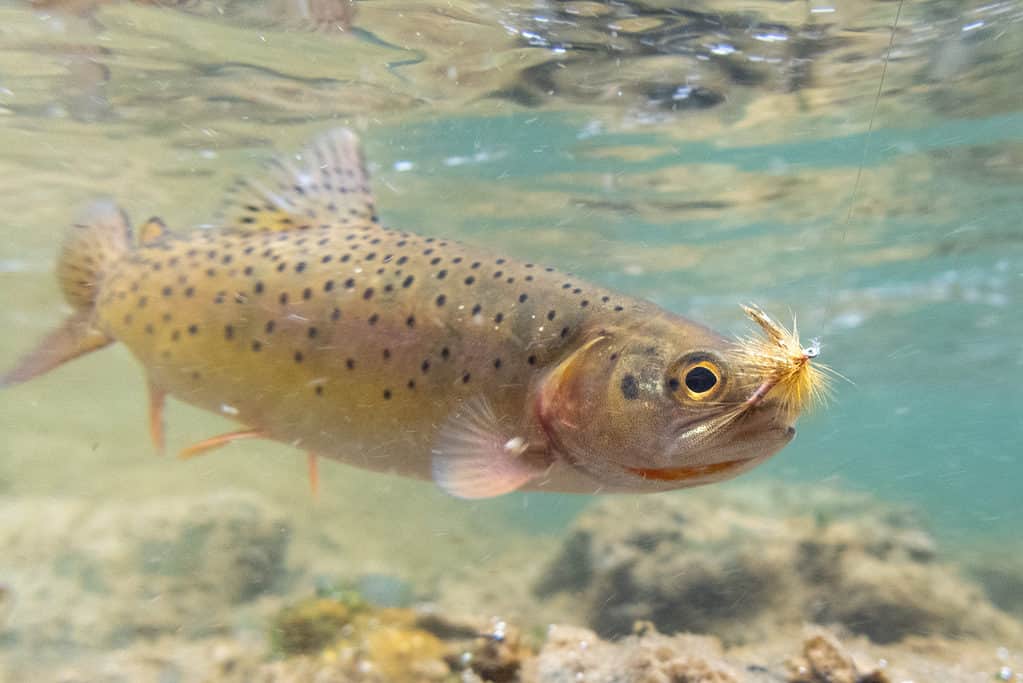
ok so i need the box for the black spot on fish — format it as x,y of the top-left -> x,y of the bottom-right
436,294 -> 446,307
402,275 -> 414,288
471,304 -> 482,315
465,276 -> 476,286
315,385 -> 324,396
225,325 -> 234,340
346,358 -> 355,370
308,327 -> 318,339
494,313 -> 504,324
188,324 -> 198,335
383,348 -> 391,360
620,374 -> 640,400
162,286 -> 172,297
294,351 -> 303,363
547,310 -> 556,321
493,358 -> 502,369
421,359 -> 430,373
368,314 -> 378,326
265,320 -> 276,334
462,372 -> 471,383
363,288 -> 374,300
383,389 -> 392,400
279,293 -> 289,305
441,347 -> 450,360
406,315 -> 416,328
252,340 -> 262,351
303,287 -> 312,300
254,282 -> 264,294
581,300 -> 589,307
437,269 -> 447,280
331,308 -> 341,321
518,293 -> 528,303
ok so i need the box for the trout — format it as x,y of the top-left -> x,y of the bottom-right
2,129 -> 829,498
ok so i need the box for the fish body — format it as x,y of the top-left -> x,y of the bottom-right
3,129 -> 823,498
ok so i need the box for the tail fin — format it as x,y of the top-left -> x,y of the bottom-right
2,201 -> 131,387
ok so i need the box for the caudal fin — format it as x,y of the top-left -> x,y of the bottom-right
2,200 -> 131,387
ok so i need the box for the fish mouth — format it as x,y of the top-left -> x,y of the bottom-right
637,419 -> 795,483
624,458 -> 752,482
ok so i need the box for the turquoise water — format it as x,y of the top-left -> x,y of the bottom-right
1,0 -> 1022,676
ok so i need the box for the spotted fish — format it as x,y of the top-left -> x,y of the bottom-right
2,129 -> 828,498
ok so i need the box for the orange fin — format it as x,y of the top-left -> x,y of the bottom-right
431,396 -> 544,499
1,310 -> 112,387
307,452 -> 320,498
148,380 -> 166,456
178,429 -> 267,460
138,216 -> 169,245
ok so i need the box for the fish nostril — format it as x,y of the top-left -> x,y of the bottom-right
786,426 -> 796,437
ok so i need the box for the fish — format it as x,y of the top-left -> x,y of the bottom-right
1,128 -> 829,499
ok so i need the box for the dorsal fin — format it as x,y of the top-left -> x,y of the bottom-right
138,216 -> 169,245
218,127 -> 378,233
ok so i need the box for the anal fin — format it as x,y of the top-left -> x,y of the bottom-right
178,429 -> 267,460
431,396 -> 545,499
148,380 -> 166,456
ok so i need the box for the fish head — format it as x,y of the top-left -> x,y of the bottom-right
536,310 -> 822,492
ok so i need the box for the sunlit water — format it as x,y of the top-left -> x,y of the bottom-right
0,0 -> 1022,674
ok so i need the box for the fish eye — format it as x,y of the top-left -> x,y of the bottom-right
667,355 -> 724,402
685,364 -> 718,395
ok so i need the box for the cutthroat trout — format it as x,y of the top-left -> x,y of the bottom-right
2,129 -> 829,498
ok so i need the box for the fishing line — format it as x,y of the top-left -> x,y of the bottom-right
840,0 -> 905,243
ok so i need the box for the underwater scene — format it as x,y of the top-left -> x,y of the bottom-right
1,0 -> 1022,680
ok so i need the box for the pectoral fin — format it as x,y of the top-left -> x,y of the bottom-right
431,397 -> 545,499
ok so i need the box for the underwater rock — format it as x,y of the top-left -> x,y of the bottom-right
524,623 -> 740,683
267,591 -> 531,682
534,484 -> 1023,645
0,491 -> 291,650
786,632 -> 889,683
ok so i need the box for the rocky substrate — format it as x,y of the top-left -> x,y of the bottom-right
1,484 -> 1021,682
533,484 -> 1023,646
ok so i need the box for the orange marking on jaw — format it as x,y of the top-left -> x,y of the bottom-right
626,458 -> 745,482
